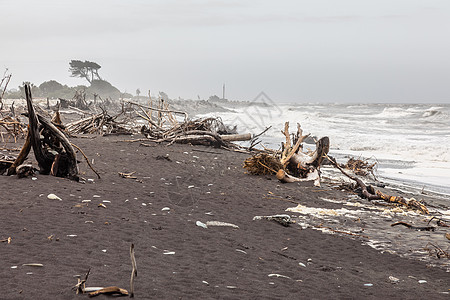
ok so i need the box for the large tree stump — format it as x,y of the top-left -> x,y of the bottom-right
24,84 -> 79,180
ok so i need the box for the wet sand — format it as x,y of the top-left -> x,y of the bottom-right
1,134 -> 449,299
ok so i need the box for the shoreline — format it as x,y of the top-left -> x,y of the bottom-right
1,133 -> 449,299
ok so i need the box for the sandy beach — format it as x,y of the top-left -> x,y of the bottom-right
1,132 -> 449,299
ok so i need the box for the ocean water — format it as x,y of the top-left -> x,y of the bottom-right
198,103 -> 450,198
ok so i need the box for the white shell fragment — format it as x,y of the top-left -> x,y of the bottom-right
22,263 -> 44,267
67,234 -> 77,237
268,274 -> 291,279
364,283 -> 373,287
298,262 -> 306,268
196,221 -> 208,229
389,276 -> 400,283
161,207 -> 170,211
418,280 -> 427,284
163,251 -> 175,255
11,266 -> 18,269
47,193 -> 62,201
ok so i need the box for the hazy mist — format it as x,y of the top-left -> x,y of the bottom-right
2,0 -> 450,103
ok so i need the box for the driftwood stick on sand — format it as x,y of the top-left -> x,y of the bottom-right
71,143 -> 101,179
73,268 -> 90,295
391,221 -> 435,231
88,286 -> 129,297
130,243 -> 137,298
327,154 -> 429,214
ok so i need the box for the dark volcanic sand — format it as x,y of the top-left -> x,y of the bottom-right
1,134 -> 449,299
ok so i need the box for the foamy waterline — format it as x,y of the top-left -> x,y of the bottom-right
197,102 -> 450,197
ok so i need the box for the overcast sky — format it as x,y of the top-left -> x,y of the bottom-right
2,0 -> 450,102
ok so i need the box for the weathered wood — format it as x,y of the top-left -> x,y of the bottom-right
280,123 -> 309,166
328,154 -> 429,214
88,286 -> 128,297
25,84 -> 54,174
24,84 -> 79,180
7,130 -> 31,175
221,133 -> 252,142
37,114 -> 79,180
276,169 -> 320,186
130,243 -> 137,297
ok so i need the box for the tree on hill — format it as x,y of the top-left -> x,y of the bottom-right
69,60 -> 102,84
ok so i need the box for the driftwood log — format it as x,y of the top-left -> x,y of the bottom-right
24,84 -> 79,180
328,155 -> 429,214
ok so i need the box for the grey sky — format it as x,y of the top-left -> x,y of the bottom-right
2,0 -> 449,102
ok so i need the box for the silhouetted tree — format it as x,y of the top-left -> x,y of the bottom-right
136,88 -> 141,97
69,60 -> 102,84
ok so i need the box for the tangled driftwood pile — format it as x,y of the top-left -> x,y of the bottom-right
244,122 -> 330,187
0,84 -> 79,180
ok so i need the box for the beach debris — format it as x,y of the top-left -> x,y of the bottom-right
298,262 -> 306,268
23,84 -> 79,180
119,171 -> 137,179
243,153 -> 283,175
0,237 -> 12,244
418,280 -> 427,284
71,143 -> 101,179
161,207 -> 170,211
163,250 -> 175,255
47,193 -> 62,201
235,249 -> 247,254
341,156 -> 378,178
388,276 -> 400,284
98,203 -> 107,208
364,283 -> 373,287
244,122 -> 329,187
327,155 -> 429,214
72,268 -> 90,295
22,263 -> 44,267
130,243 -> 137,298
424,243 -> 450,259
268,274 -> 291,279
127,98 -> 245,147
253,214 -> 294,227
446,233 -> 450,240
205,221 -> 239,229
16,164 -> 35,178
427,216 -> 450,228
88,286 -> 129,297
196,221 -> 208,229
390,221 -> 435,231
